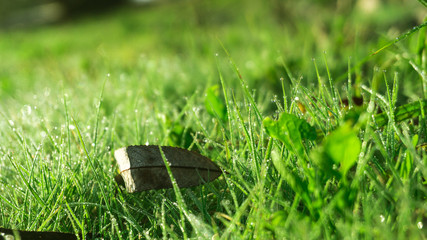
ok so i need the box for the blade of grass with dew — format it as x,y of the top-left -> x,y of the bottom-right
232,92 -> 261,181
372,100 -> 427,128
218,40 -> 263,124
157,146 -> 187,238
371,21 -> 427,56
72,118 -> 111,212
323,51 -> 340,114
65,200 -> 85,239
92,77 -> 108,157
216,54 -> 235,158
6,153 -> 46,207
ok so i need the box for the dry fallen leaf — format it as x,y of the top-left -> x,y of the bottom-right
114,145 -> 222,193
0,227 -> 83,240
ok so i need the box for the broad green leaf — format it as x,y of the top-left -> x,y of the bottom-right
323,123 -> 361,177
168,123 -> 196,150
310,147 -> 340,180
205,85 -> 227,122
263,113 -> 316,158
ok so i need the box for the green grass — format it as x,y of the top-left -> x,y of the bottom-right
0,0 -> 426,239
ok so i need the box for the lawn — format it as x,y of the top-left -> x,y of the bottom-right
0,0 -> 426,239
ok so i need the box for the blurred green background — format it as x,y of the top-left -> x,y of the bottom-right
0,0 -> 425,114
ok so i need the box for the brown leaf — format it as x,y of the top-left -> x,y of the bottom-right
114,145 -> 222,193
0,227 -> 82,240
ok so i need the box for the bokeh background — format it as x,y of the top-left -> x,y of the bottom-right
0,0 -> 426,133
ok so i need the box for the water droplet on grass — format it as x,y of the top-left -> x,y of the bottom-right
44,88 -> 51,97
380,215 -> 385,222
417,221 -> 423,229
22,105 -> 32,116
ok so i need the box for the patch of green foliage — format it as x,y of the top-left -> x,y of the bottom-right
0,0 -> 426,239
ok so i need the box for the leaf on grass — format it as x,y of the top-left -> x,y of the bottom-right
205,85 -> 227,122
114,145 -> 222,193
263,113 -> 316,158
0,227 -> 80,240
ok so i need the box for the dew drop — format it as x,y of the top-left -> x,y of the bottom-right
22,105 -> 32,116
417,221 -> 423,229
44,88 -> 51,97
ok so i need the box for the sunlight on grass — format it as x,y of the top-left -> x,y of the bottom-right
0,0 -> 426,239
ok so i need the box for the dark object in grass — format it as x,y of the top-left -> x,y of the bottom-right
114,145 -> 222,193
0,227 -> 86,240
